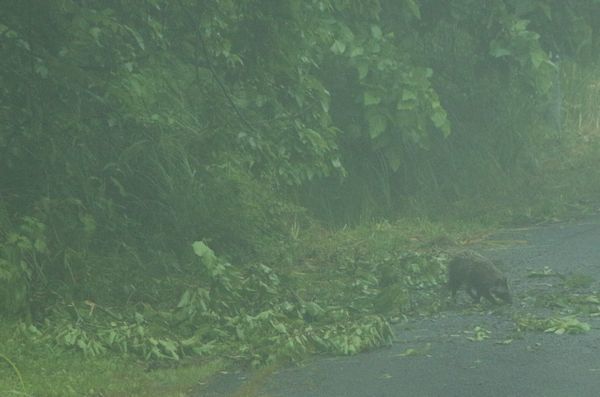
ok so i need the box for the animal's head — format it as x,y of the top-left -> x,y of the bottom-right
491,277 -> 512,304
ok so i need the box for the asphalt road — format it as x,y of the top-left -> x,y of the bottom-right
198,216 -> 600,397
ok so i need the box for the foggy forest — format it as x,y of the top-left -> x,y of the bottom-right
1,1 -> 600,395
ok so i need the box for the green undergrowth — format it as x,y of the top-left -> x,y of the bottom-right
0,219 -> 489,396
2,215 -> 599,396
0,322 -> 224,397
508,267 -> 600,338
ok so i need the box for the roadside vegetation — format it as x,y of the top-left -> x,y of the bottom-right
1,1 -> 599,395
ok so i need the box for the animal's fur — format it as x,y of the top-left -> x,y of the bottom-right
447,251 -> 512,304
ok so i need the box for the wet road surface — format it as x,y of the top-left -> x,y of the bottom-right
199,216 -> 600,397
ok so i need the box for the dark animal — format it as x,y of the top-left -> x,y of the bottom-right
447,251 -> 512,304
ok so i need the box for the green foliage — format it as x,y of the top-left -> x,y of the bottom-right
45,312 -> 182,361
323,6 -> 451,156
0,324 -> 225,397
304,0 -> 600,222
174,240 -> 400,365
19,226 -> 447,367
515,314 -> 591,335
373,251 -> 447,315
516,261 -> 599,336
531,288 -> 600,316
0,352 -> 25,395
525,267 -> 599,315
465,326 -> 491,342
0,214 -> 49,317
312,315 -> 394,355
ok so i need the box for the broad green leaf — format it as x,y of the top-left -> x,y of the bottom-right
129,77 -> 143,97
89,27 -> 101,42
364,91 -> 381,106
320,97 -> 329,112
33,238 -> 47,253
330,40 -> 346,55
490,45 -> 511,58
301,128 -> 327,149
124,25 -> 145,50
192,241 -> 213,258
385,149 -> 402,172
367,112 -> 387,139
490,41 -> 512,58
34,64 -> 48,78
109,176 -> 127,196
530,49 -> 547,68
431,108 -> 450,137
7,30 -> 19,39
402,89 -> 417,101
514,19 -> 530,31
350,47 -> 364,57
304,301 -> 325,318
357,63 -> 369,79
538,3 -> 552,19
272,322 -> 287,333
431,110 -> 448,129
397,100 -> 414,110
405,0 -> 421,19
371,25 -> 382,40
177,289 -> 191,308
339,24 -> 354,42
80,214 -> 96,234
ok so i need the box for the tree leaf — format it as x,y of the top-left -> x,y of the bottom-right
350,46 -> 364,57
405,0 -> 421,19
402,89 -> 417,101
357,63 -> 369,79
367,112 -> 387,139
124,25 -> 145,50
330,40 -> 346,55
385,149 -> 402,172
89,27 -> 102,46
530,49 -> 547,68
431,110 -> 448,128
364,91 -> 381,106
431,109 -> 449,134
371,25 -> 382,40
490,40 -> 512,58
192,241 -> 213,258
